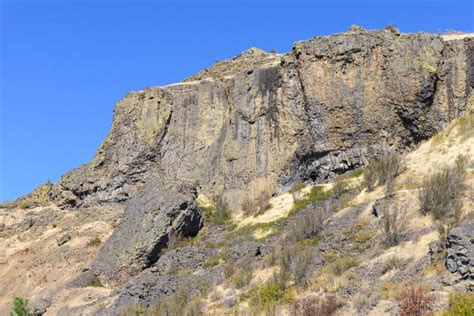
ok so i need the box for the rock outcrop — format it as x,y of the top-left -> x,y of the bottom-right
446,221 -> 474,279
52,30 -> 473,208
92,175 -> 202,284
48,29 -> 473,286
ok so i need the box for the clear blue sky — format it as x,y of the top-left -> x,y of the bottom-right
0,0 -> 472,202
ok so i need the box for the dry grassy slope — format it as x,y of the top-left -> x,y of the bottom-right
203,114 -> 473,315
0,205 -> 123,315
0,115 -> 472,315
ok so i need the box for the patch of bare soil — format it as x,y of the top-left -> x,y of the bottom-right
0,204 -> 123,315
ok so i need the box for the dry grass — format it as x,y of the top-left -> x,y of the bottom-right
239,176 -> 278,216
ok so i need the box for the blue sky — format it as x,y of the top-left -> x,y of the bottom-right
0,0 -> 473,202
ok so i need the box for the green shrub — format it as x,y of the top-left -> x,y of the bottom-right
290,185 -> 333,214
256,281 -> 285,310
289,182 -> 307,194
19,202 -> 31,210
201,195 -> 231,225
86,276 -> 103,287
9,297 -> 28,316
202,255 -> 222,269
332,257 -> 359,276
231,270 -> 253,289
347,167 -> 365,178
442,292 -> 474,316
350,230 -> 372,244
418,155 -> 468,221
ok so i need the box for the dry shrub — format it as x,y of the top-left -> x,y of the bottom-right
292,248 -> 313,287
434,220 -> 456,259
273,244 -> 314,288
354,290 -> 381,312
364,154 -> 403,192
381,256 -> 405,274
200,195 -> 231,225
224,260 -> 235,279
332,176 -> 347,198
86,237 -> 102,248
418,154 -> 468,221
230,270 -> 252,289
380,204 -> 407,247
332,257 -> 359,276
146,287 -> 204,316
230,176 -> 277,216
275,246 -> 292,286
287,211 -> 323,243
399,286 -> 434,316
290,182 -> 307,201
291,295 -> 340,316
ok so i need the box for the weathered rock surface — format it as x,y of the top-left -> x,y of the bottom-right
92,175 -> 202,284
33,30 -> 474,313
51,30 -> 473,208
446,221 -> 474,279
57,234 -> 71,246
44,29 -> 474,294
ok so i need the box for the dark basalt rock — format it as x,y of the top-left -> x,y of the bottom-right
50,31 -> 473,208
446,221 -> 474,279
37,29 -> 474,313
92,175 -> 203,284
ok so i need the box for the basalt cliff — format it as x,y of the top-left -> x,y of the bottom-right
1,28 -> 473,315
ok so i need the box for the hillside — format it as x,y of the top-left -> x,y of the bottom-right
1,27 -> 473,315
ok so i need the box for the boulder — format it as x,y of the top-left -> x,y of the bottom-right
29,299 -> 49,316
446,221 -> 474,279
57,234 -> 71,246
92,175 -> 203,284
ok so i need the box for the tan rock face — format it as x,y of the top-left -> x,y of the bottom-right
52,30 -> 473,207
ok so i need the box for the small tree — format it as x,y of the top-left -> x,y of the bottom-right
9,297 -> 28,316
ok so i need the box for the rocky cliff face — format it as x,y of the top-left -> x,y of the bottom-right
53,29 -> 473,208
48,29 -> 473,285
3,29 -> 474,315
